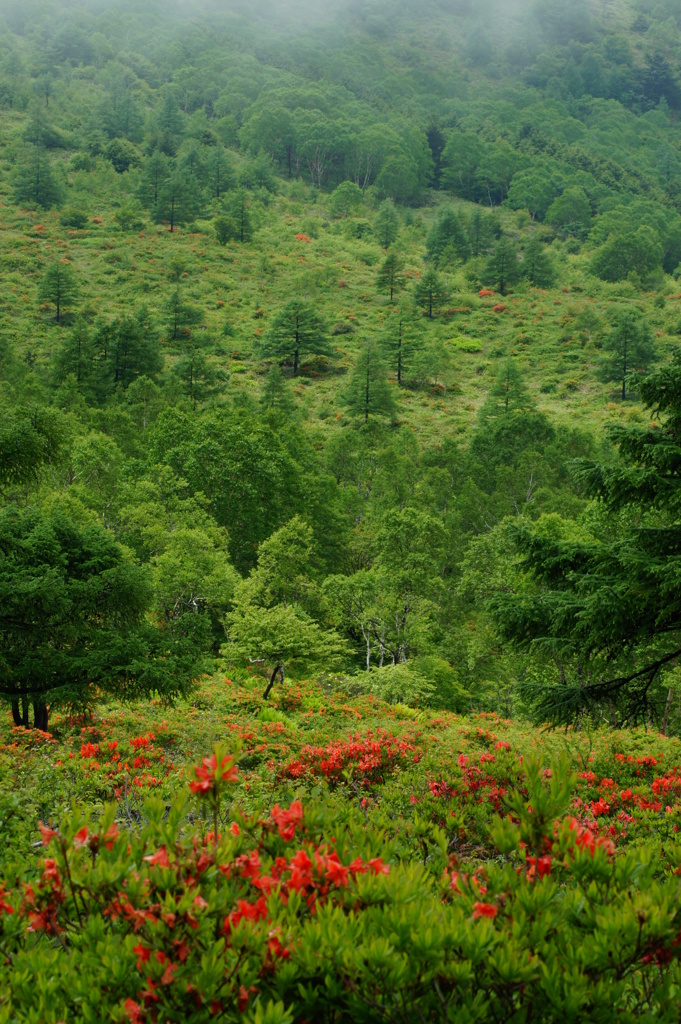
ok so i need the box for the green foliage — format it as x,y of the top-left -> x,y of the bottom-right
374,199 -> 400,248
0,505 -> 202,729
591,227 -> 664,282
523,235 -> 556,287
258,299 -> 330,376
223,188 -> 253,243
414,268 -> 450,318
329,180 -> 363,218
545,186 -> 592,235
426,208 -> 470,266
342,341 -> 396,424
5,735 -> 681,1021
38,261 -> 78,323
59,208 -> 87,230
226,517 -> 346,692
154,170 -> 202,233
599,311 -> 656,400
380,304 -> 424,385
484,237 -> 522,295
214,214 -> 238,245
12,147 -> 62,209
376,250 -> 405,302
491,348 -> 681,726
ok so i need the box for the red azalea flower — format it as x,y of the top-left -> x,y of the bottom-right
472,902 -> 497,919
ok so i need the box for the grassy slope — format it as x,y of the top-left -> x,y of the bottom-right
1,143 -> 678,449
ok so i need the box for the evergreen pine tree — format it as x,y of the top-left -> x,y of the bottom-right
426,208 -> 470,266
207,147 -> 235,200
154,170 -> 202,232
258,299 -> 330,376
491,347 -> 681,727
414,268 -> 450,318
52,318 -> 95,391
380,304 -> 423,386
224,188 -> 253,243
377,250 -> 405,302
260,364 -> 296,418
374,199 -> 399,248
343,341 -> 396,424
523,235 -> 555,288
485,237 -> 522,295
165,289 -> 203,340
600,311 -> 656,401
136,152 -> 171,211
13,148 -> 62,209
38,261 -> 79,322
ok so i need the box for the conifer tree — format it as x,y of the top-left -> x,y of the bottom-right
377,250 -> 405,302
224,188 -> 253,243
485,359 -> 532,415
523,235 -> 555,288
414,268 -> 449,318
380,304 -> 423,386
374,199 -> 399,248
491,349 -> 681,727
136,152 -> 171,211
207,147 -> 235,200
426,208 -> 470,265
600,311 -> 656,401
485,237 -> 522,295
13,148 -> 62,209
154,170 -> 202,232
38,261 -> 78,323
165,289 -> 203,341
260,364 -> 296,419
52,318 -> 94,391
258,299 -> 330,376
343,341 -> 396,424
0,505 -> 202,730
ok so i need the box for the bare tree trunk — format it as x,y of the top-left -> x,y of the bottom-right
263,664 -> 284,700
34,700 -> 49,732
660,687 -> 674,736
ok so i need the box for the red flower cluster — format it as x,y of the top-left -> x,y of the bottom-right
568,818 -> 616,857
270,799 -> 303,840
189,752 -> 238,795
282,730 -> 418,787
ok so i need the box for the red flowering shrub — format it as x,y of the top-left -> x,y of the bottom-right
3,746 -> 681,1021
281,730 -> 418,787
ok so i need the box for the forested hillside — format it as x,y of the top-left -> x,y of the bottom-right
3,0 -> 681,733
6,1 -> 681,1020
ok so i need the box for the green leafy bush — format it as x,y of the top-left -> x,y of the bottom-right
4,746 -> 681,1022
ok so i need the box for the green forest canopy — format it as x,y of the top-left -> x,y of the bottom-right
2,0 -> 681,730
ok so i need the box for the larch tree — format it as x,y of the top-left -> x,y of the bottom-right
342,341 -> 396,424
377,250 -> 405,302
414,268 -> 450,318
600,311 -> 656,401
258,299 -> 330,376
38,261 -> 79,323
